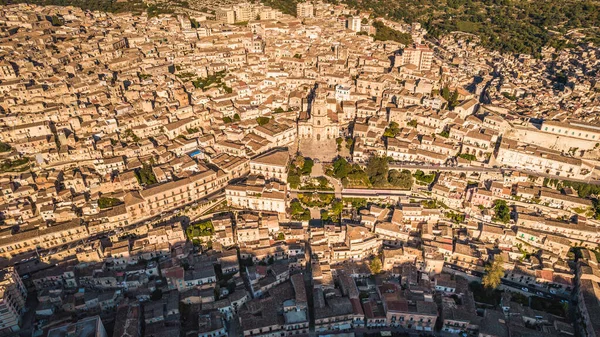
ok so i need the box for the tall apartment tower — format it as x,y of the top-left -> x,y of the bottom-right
400,44 -> 434,71
349,16 -> 361,32
215,7 -> 235,24
0,267 -> 27,335
296,2 -> 314,18
233,3 -> 253,22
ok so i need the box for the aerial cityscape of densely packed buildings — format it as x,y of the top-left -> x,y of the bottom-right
0,1 -> 599,336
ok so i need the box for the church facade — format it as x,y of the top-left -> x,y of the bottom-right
298,88 -> 340,140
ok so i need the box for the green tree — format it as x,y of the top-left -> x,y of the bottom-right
343,197 -> 367,209
256,116 -> 270,125
185,220 -> 214,239
331,199 -> 343,215
51,15 -> 63,26
294,155 -> 305,169
371,21 -> 412,45
123,128 -> 140,143
441,85 -> 451,100
135,162 -> 157,186
388,169 -> 413,189
370,256 -> 382,274
448,90 -> 459,109
493,199 -> 511,223
276,232 -> 285,240
366,156 -> 390,187
345,137 -> 354,150
98,197 -> 122,209
301,158 -> 314,175
287,172 -> 301,189
447,211 -> 466,224
413,170 -> 435,184
383,122 -> 400,138
290,200 -> 304,215
332,157 -> 351,179
0,158 -> 30,173
0,142 -> 11,152
593,199 -> 600,220
459,153 -> 477,161
482,256 -> 504,290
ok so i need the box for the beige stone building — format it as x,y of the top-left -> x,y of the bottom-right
249,149 -> 289,183
0,220 -> 89,258
124,169 -> 227,222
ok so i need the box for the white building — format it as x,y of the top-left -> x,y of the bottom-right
226,180 -> 287,213
349,16 -> 361,32
335,85 -> 351,102
495,138 -> 593,179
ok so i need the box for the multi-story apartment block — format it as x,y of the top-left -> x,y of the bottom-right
399,44 -> 434,71
226,180 -> 287,213
0,268 -> 26,335
0,220 -> 89,259
296,2 -> 314,18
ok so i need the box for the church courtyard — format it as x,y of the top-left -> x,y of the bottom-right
298,137 -> 338,162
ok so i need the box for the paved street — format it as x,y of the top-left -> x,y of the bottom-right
389,163 -> 600,185
444,263 -> 570,300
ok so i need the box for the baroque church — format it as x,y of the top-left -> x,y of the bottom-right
298,86 -> 340,140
